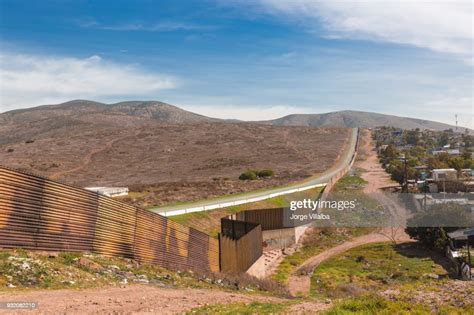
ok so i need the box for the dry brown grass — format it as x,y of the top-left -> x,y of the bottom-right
1,119 -> 350,204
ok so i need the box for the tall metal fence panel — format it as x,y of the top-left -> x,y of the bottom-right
231,208 -> 285,230
219,218 -> 263,273
0,166 -> 219,273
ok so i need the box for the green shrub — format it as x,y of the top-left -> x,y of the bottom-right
257,169 -> 274,178
239,170 -> 257,180
239,169 -> 275,180
59,252 -> 81,265
406,203 -> 470,250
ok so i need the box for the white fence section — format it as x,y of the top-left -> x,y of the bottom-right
85,186 -> 129,197
159,183 -> 327,217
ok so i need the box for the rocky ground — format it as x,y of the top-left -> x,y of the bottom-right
0,249 -> 332,314
381,280 -> 474,311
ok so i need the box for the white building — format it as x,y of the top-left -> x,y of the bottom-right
85,187 -> 129,197
447,149 -> 461,156
432,149 -> 461,156
432,169 -> 457,182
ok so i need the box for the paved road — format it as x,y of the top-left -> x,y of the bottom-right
150,128 -> 359,216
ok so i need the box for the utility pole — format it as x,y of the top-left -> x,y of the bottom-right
443,178 -> 446,199
423,180 -> 427,211
401,154 -> 408,193
455,114 -> 458,131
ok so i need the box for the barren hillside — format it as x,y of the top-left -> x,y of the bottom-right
0,100 -> 351,205
263,110 -> 462,131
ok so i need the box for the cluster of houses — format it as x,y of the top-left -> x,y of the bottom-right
424,168 -> 474,193
406,168 -> 474,193
432,144 -> 461,156
374,127 -> 473,193
374,127 -> 471,153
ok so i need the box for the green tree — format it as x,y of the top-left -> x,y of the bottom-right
387,160 -> 418,186
447,157 -> 465,171
461,149 -> 472,160
406,203 -> 471,250
404,129 -> 420,145
380,144 -> 399,166
427,152 -> 453,170
462,132 -> 473,147
438,132 -> 450,146
409,146 -> 426,160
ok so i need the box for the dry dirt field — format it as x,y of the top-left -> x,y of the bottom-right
1,108 -> 350,206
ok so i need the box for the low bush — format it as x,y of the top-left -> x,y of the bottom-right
239,169 -> 275,180
257,169 -> 274,177
239,170 -> 258,180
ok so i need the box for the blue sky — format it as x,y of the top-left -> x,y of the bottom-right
0,0 -> 472,127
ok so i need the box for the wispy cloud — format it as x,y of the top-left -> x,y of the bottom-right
78,18 -> 216,32
246,0 -> 472,62
0,53 -> 177,111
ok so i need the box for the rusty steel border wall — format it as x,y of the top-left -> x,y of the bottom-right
0,166 -> 219,273
230,208 -> 285,231
219,218 -> 262,273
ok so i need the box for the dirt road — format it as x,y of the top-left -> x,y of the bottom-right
357,129 -> 408,227
50,130 -> 143,180
0,285 -> 331,314
0,285 -> 279,314
356,129 -> 397,192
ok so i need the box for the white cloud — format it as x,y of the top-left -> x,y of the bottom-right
78,19 -> 215,32
254,0 -> 473,61
0,53 -> 176,111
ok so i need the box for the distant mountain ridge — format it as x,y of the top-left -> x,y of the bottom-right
0,100 -> 465,131
262,110 -> 465,131
0,100 -> 218,125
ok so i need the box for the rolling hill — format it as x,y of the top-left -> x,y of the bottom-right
0,100 -> 219,146
1,100 -> 462,134
263,110 -> 462,131
0,99 -> 217,126
0,100 -> 351,206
